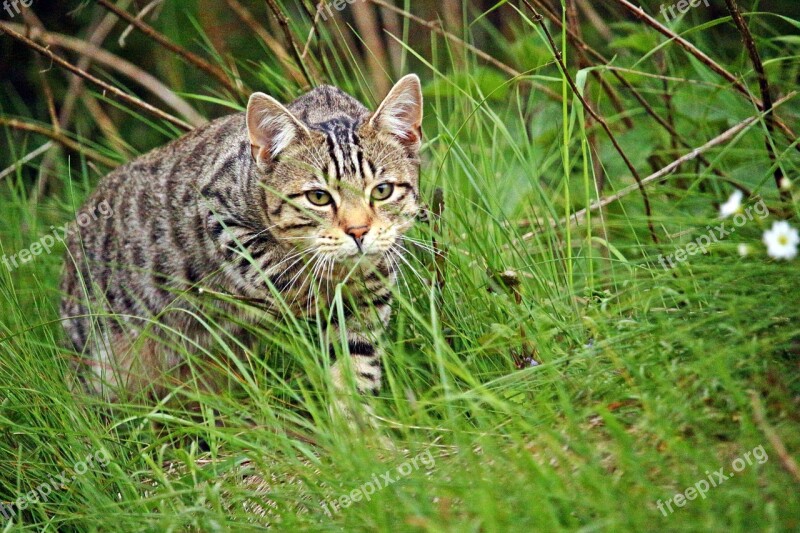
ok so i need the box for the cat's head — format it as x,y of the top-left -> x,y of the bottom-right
246,75 -> 423,269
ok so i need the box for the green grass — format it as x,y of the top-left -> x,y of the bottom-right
1,1 -> 799,531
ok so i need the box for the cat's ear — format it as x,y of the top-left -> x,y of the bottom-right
370,74 -> 423,154
246,92 -> 310,164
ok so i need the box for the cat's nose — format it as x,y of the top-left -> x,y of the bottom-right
346,225 -> 369,249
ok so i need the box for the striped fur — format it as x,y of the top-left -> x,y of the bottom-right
60,75 -> 424,403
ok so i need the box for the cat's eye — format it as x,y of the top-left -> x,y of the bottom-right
371,183 -> 394,201
306,190 -> 333,206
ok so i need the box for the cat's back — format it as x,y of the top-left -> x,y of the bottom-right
92,112 -> 248,201
60,113 -> 252,335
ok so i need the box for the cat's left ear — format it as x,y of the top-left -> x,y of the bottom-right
370,74 -> 423,154
246,92 -> 310,166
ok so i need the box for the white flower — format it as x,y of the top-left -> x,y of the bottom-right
763,221 -> 799,260
719,190 -> 743,218
779,177 -> 792,191
738,243 -> 750,257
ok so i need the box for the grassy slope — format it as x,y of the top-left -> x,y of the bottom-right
1,2 -> 799,531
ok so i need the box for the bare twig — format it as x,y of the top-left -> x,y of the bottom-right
0,24 -> 193,131
264,0 -> 315,87
431,187 -> 447,295
750,391 -> 800,483
0,118 -> 119,168
301,1 -> 325,60
0,142 -> 53,181
96,0 -> 240,95
119,0 -> 163,47
522,91 -> 797,238
377,0 -> 404,74
521,1 -> 658,243
723,0 -> 789,202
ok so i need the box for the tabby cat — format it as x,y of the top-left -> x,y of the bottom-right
60,75 -> 423,407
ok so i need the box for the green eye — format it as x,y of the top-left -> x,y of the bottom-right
371,183 -> 394,201
306,190 -> 333,206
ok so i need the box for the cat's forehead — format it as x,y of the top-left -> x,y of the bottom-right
310,117 -> 374,183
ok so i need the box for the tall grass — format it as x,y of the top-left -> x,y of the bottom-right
0,1 -> 799,530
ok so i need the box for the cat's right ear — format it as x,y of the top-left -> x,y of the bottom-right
246,93 -> 310,166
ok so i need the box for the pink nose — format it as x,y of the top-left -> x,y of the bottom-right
346,225 -> 369,246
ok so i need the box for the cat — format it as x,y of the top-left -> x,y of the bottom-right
59,75 -> 423,409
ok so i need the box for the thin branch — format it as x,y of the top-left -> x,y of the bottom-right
96,0 -> 240,95
432,187 -> 447,296
118,0 -> 162,47
521,1 -> 658,243
263,0 -> 315,87
522,91 -> 797,239
0,118 -> 119,168
723,0 -> 789,202
750,391 -> 800,483
0,24 -> 193,131
0,142 -> 53,181
301,1 -> 326,59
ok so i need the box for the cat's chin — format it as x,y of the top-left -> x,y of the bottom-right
334,250 -> 388,269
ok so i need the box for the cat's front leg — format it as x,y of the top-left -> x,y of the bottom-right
329,332 -> 383,398
327,298 -> 391,423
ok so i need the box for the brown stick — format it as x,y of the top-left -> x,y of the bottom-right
0,118 -> 119,168
431,187 -> 447,296
521,91 -> 797,238
723,0 -> 789,202
301,1 -> 325,59
1,25 -> 193,131
750,391 -> 800,483
0,142 -> 53,181
522,1 -> 658,243
96,0 -> 240,95
263,0 -> 315,88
